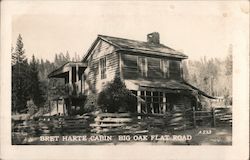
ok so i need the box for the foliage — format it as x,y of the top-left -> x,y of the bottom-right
183,52 -> 232,105
11,34 -> 84,115
83,93 -> 99,113
27,99 -> 38,115
29,55 -> 46,107
12,34 -> 30,113
97,76 -> 137,113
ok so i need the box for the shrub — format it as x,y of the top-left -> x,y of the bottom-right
97,76 -> 137,113
82,93 -> 98,113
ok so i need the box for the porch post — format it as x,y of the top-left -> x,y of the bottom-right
163,92 -> 166,114
137,90 -> 141,114
69,67 -> 72,84
76,64 -> 79,82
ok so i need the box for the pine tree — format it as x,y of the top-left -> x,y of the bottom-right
14,34 -> 26,63
11,45 -> 15,65
29,55 -> 45,107
12,34 -> 30,113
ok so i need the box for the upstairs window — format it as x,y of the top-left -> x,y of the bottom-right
147,57 -> 162,78
169,60 -> 181,80
100,57 -> 106,79
161,59 -> 169,78
122,54 -> 138,79
138,57 -> 147,77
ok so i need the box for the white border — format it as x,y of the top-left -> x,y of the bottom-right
1,1 -> 249,160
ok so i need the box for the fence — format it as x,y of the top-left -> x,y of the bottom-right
214,107 -> 232,126
12,107 -> 232,136
193,107 -> 232,127
89,109 -> 194,134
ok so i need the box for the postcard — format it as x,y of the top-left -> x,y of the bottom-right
0,1 -> 249,160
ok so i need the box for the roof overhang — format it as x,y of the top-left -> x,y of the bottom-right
118,49 -> 188,59
124,79 -> 215,99
48,62 -> 87,78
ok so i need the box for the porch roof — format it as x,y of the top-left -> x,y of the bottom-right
48,62 -> 87,78
124,79 -> 215,99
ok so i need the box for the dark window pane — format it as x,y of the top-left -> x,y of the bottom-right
153,91 -> 158,96
146,91 -> 151,96
147,57 -> 162,78
141,91 -> 145,95
153,97 -> 159,102
160,92 -> 163,96
169,60 -> 181,80
146,97 -> 151,102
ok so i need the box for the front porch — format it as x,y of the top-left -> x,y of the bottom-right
125,79 -> 214,115
48,62 -> 87,116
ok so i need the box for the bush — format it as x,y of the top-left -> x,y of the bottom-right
27,99 -> 38,116
97,76 -> 137,113
82,94 -> 98,113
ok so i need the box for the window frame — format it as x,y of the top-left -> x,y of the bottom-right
100,57 -> 107,79
138,56 -> 147,77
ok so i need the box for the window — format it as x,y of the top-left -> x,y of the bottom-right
138,57 -> 147,77
161,59 -> 169,78
100,57 -> 106,79
122,54 -> 138,79
140,90 -> 165,114
147,57 -> 162,78
169,60 -> 181,80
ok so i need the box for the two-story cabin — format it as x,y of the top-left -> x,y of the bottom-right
48,32 -> 213,115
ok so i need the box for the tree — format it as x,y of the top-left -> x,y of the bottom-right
225,53 -> 232,76
65,51 -> 71,61
29,55 -> 46,107
97,76 -> 137,113
11,45 -> 15,65
13,34 -> 26,64
12,34 -> 30,113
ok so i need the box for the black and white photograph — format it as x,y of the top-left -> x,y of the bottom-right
0,0 -> 249,160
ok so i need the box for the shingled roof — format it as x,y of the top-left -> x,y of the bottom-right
83,34 -> 188,61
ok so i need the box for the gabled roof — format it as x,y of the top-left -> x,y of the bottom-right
83,34 -> 188,61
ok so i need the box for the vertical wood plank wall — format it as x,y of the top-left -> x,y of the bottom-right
85,40 -> 119,94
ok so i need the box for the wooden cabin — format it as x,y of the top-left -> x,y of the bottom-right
49,32 -> 213,115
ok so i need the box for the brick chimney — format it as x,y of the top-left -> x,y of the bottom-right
147,32 -> 160,44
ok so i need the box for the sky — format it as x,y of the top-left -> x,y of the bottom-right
11,1 -> 249,62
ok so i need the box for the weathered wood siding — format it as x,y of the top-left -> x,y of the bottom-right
84,40 -> 119,94
121,53 -> 182,81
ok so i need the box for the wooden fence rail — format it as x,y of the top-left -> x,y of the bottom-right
192,107 -> 232,127
12,107 -> 232,136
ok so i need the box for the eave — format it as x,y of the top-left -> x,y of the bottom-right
48,62 -> 87,78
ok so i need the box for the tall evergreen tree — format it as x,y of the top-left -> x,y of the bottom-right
12,34 -> 30,113
29,55 -> 45,107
